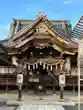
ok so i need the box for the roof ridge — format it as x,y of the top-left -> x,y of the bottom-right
12,17 -> 43,41
12,14 -> 70,42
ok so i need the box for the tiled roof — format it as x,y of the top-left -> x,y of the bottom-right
72,16 -> 83,39
10,12 -> 71,41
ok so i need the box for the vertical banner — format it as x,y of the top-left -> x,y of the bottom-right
78,39 -> 83,110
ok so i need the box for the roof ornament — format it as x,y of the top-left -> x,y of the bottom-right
37,11 -> 47,20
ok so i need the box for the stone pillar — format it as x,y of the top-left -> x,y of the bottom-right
11,56 -> 18,66
65,57 -> 71,74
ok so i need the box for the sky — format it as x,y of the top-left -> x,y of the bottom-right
0,0 -> 83,40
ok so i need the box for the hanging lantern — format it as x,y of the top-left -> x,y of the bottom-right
28,65 -> 30,70
51,65 -> 52,71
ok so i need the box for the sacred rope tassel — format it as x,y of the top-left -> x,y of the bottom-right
56,64 -> 58,70
60,62 -> 63,70
40,61 -> 42,65
43,63 -> 45,69
47,65 -> 48,70
36,63 -> 38,68
28,65 -> 30,70
33,64 -> 35,69
51,65 -> 52,71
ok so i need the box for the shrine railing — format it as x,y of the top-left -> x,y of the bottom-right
55,67 -> 83,76
71,67 -> 83,76
0,78 -> 16,85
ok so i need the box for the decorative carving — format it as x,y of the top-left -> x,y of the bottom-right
11,56 -> 18,66
36,27 -> 47,33
38,11 -> 45,17
37,11 -> 47,20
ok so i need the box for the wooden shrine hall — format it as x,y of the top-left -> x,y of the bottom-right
0,12 -> 83,92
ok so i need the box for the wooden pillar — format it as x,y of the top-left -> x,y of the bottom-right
60,86 -> 64,99
18,85 -> 22,101
73,78 -> 75,96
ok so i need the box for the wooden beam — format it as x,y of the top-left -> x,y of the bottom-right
52,44 -> 76,55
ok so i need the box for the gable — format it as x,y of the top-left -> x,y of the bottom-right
10,19 -> 72,38
35,21 -> 69,44
11,20 -> 76,55
13,20 -> 69,48
9,11 -> 72,40
8,12 -> 77,55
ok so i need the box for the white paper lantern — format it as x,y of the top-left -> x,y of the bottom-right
17,74 -> 23,85
59,74 -> 65,86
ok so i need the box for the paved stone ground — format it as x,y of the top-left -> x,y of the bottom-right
0,90 -> 81,103
0,90 -> 82,110
0,106 -> 16,110
0,90 -> 83,110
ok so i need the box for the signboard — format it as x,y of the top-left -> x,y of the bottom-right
0,67 -> 15,74
29,78 -> 39,82
59,74 -> 65,86
17,74 -> 23,85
